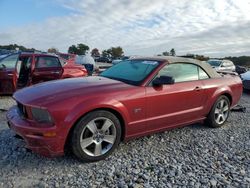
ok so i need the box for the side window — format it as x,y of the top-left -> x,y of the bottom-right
157,63 -> 199,83
199,67 -> 209,79
35,56 -> 61,68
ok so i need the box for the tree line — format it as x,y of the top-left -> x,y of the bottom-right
0,43 -> 124,59
1,44 -> 250,66
67,44 -> 124,59
0,44 -> 36,52
48,44 -> 124,59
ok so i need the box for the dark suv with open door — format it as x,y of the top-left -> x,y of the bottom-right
0,52 -> 87,95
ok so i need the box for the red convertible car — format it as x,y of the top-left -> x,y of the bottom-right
0,52 -> 87,95
6,57 -> 242,161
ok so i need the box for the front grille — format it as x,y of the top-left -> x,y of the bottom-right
17,102 -> 28,118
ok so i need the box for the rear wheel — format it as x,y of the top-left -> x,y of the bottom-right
206,96 -> 230,128
71,110 -> 121,162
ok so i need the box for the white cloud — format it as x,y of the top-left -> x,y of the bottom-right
1,0 -> 250,57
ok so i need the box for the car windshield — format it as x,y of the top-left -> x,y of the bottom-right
0,53 -> 19,69
207,60 -> 221,67
100,60 -> 160,85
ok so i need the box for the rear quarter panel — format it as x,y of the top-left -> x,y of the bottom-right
201,75 -> 242,116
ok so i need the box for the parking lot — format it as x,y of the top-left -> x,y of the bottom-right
0,92 -> 249,187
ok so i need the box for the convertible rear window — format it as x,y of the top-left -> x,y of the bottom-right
100,60 -> 160,85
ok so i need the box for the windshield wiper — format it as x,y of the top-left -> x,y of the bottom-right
1,64 -> 6,68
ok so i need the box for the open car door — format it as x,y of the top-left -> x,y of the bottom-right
31,55 -> 63,85
0,53 -> 20,95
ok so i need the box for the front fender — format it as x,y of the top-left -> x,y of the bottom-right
64,97 -> 130,130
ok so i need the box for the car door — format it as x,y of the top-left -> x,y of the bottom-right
145,63 -> 207,132
31,55 -> 63,85
0,53 -> 19,94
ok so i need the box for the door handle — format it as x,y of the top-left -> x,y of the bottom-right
7,73 -> 13,76
51,71 -> 60,74
194,86 -> 202,91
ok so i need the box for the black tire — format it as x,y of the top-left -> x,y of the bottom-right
71,110 -> 121,162
206,95 -> 230,128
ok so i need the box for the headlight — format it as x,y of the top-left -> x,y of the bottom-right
31,107 -> 53,123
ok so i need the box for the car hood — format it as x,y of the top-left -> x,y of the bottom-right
241,71 -> 250,80
14,76 -> 134,106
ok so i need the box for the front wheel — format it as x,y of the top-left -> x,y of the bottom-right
71,110 -> 121,162
206,96 -> 230,128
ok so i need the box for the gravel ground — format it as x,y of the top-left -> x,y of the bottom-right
0,93 -> 249,188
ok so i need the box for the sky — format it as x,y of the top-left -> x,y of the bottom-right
1,0 -> 250,57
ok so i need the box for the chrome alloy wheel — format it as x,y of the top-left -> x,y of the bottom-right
80,117 -> 116,157
214,99 -> 229,125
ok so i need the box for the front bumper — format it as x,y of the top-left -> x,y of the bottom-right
6,106 -> 65,157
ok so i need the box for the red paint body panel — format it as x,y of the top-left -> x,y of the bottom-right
0,67 -> 16,94
6,60 -> 243,157
62,61 -> 87,78
56,53 -> 87,78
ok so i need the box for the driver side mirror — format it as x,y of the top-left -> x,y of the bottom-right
153,76 -> 175,86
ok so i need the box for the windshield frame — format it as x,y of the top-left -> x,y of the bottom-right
100,59 -> 163,86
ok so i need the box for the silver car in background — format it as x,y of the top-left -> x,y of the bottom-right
207,59 -> 236,72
